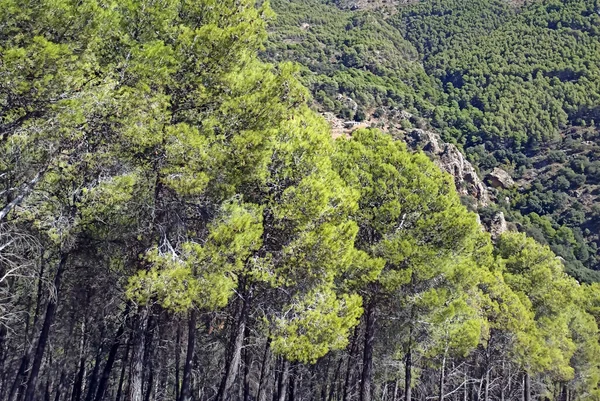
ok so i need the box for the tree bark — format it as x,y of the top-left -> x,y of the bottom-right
175,321 -> 182,401
84,347 -> 103,401
277,360 -> 290,401
404,344 -> 412,401
523,372 -> 530,401
438,351 -> 446,401
93,305 -> 129,401
115,332 -> 132,401
216,287 -> 249,401
243,325 -> 251,401
128,305 -> 149,401
343,328 -> 359,401
360,300 -> 376,401
179,309 -> 196,401
23,254 -> 68,401
257,338 -> 271,401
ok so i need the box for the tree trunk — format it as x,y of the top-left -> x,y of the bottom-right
53,371 -> 65,401
257,338 -> 271,401
523,372 -> 530,401
115,333 -> 132,401
360,301 -> 376,401
404,344 -> 412,401
175,321 -> 182,401
288,365 -> 296,401
84,347 -> 103,401
243,325 -> 251,401
277,360 -> 290,401
483,368 -> 489,401
343,328 -> 359,401
128,305 -> 149,401
23,254 -> 68,401
94,305 -> 129,401
438,352 -> 446,401
216,287 -> 249,401
71,355 -> 86,401
179,309 -> 196,401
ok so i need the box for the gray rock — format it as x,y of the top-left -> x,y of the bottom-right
405,129 -> 490,206
487,211 -> 508,241
486,167 -> 515,189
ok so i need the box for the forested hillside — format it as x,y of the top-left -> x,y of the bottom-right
264,0 -> 600,282
1,1 -> 600,401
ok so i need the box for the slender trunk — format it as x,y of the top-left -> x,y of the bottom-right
404,344 -> 412,401
71,356 -> 86,401
438,351 -> 446,401
360,301 -> 376,401
243,325 -> 251,401
179,309 -> 196,401
277,360 -> 290,401
142,313 -> 156,401
483,368 -> 489,401
523,372 -> 530,401
128,305 -> 149,401
7,354 -> 29,401
216,287 -> 250,401
288,365 -> 296,401
328,355 -> 343,401
463,368 -> 468,401
84,348 -> 103,401
53,372 -> 65,401
23,254 -> 67,401
257,338 -> 272,401
321,356 -> 331,401
343,328 -> 359,401
115,333 -> 132,401
175,321 -> 181,401
94,305 -> 129,401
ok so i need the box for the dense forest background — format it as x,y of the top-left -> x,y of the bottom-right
263,0 -> 600,282
1,1 -> 600,401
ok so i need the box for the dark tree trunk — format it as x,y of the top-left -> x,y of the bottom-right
288,365 -> 296,401
360,301 -> 376,401
115,333 -> 132,401
93,305 -> 129,401
53,372 -> 65,401
277,360 -> 290,401
7,353 -> 29,401
243,325 -> 251,401
71,355 -> 86,401
257,338 -> 271,401
129,305 -> 149,401
438,352 -> 446,401
523,372 -> 530,401
343,326 -> 359,401
84,347 -> 103,401
404,345 -> 412,401
24,254 -> 68,401
216,286 -> 250,401
175,321 -> 182,401
179,309 -> 196,401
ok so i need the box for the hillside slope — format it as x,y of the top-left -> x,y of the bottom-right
263,0 -> 600,282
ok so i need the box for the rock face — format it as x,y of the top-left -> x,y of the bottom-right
486,211 -> 508,241
405,129 -> 490,206
486,167 -> 515,189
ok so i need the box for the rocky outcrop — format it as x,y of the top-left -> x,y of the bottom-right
486,167 -> 515,189
336,94 -> 358,113
486,211 -> 508,241
405,129 -> 490,206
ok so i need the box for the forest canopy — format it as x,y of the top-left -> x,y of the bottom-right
1,1 -> 599,401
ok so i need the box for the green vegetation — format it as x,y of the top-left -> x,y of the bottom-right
264,0 -> 600,281
1,1 -> 600,401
